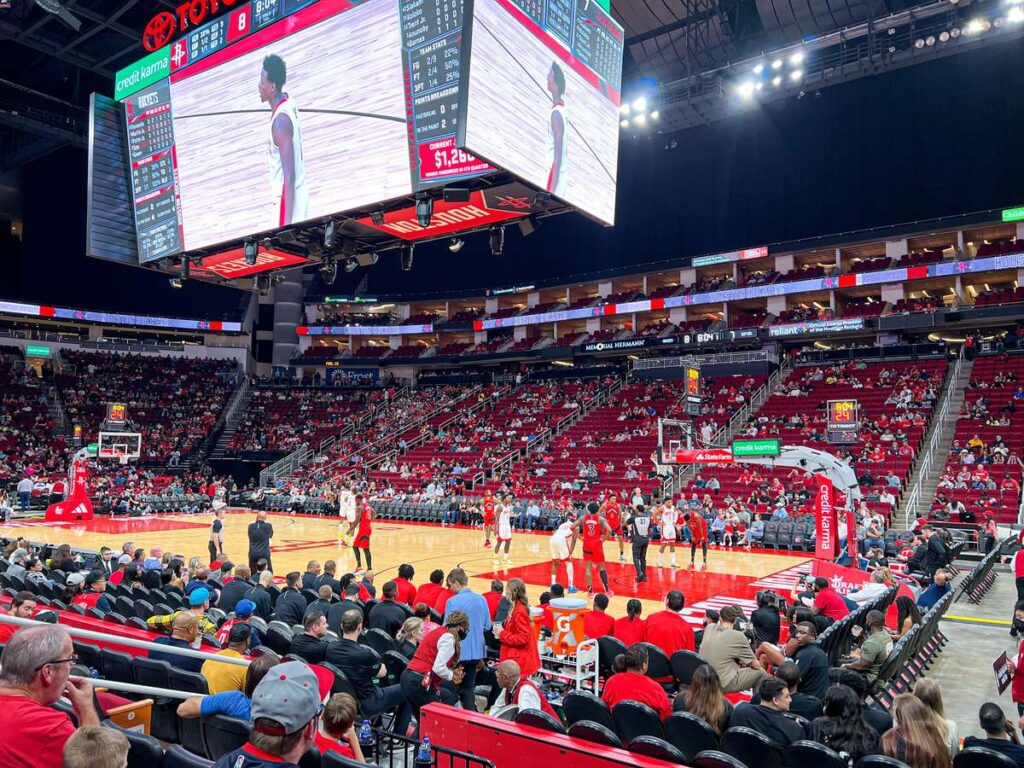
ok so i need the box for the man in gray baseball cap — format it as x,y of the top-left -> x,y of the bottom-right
212,661 -> 321,767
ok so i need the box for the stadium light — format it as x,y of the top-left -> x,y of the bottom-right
243,239 -> 258,266
772,75 -> 782,87
370,211 -> 386,225
632,97 -> 647,112
650,110 -> 660,120
620,119 -> 629,128
789,51 -> 805,66
620,103 -> 630,115
771,58 -> 783,70
753,63 -> 765,75
1009,6 -> 1024,22
448,237 -> 465,252
790,69 -> 803,81
323,220 -> 337,249
343,258 -> 358,273
400,245 -> 415,272
925,34 -> 936,45
415,195 -> 433,228
735,81 -> 756,99
634,113 -> 647,125
489,227 -> 505,257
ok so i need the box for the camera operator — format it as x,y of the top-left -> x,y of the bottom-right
751,591 -> 783,646
699,605 -> 767,694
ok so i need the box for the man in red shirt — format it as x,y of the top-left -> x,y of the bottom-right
483,580 -> 504,621
0,624 -> 100,768
683,512 -> 709,571
601,496 -> 626,563
584,593 -> 615,639
413,569 -> 445,610
393,564 -> 418,605
600,644 -> 672,720
0,591 -> 37,644
812,576 -> 851,622
645,590 -> 695,658
572,502 -> 613,596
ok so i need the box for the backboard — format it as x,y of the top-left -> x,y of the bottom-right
98,431 -> 142,465
657,419 -> 693,465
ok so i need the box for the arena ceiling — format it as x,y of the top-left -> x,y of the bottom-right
0,0 -> 1005,168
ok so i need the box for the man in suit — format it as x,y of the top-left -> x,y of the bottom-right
245,570 -> 274,621
248,511 -> 274,573
304,585 -> 335,623
368,581 -> 408,638
289,610 -> 330,663
317,560 -> 341,595
95,547 -> 116,577
218,564 -> 254,615
327,582 -> 363,635
301,561 -> 321,592
274,571 -> 308,627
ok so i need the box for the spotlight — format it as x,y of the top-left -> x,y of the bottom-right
753,63 -> 764,74
169,277 -> 183,289
370,211 -> 386,225
888,45 -> 897,52
950,26 -> 961,36
415,195 -> 433,228
344,258 -> 358,273
449,237 -> 465,252
324,220 -> 337,249
634,113 -> 646,125
771,58 -> 783,70
401,245 -> 415,272
620,103 -> 630,115
243,239 -> 258,266
772,75 -> 782,87
754,81 -> 764,91
789,51 -> 805,65
938,30 -> 950,41
650,110 -> 660,120
321,257 -> 338,285
914,37 -> 925,47
790,69 -> 803,81
1009,6 -> 1024,21
517,216 -> 540,238
735,81 -> 756,99
965,17 -> 989,33
925,35 -> 936,45
887,27 -> 896,34
489,227 -> 505,257
620,119 -> 629,128
632,97 -> 647,111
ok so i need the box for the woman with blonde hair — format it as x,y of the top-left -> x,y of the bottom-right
187,556 -> 202,582
396,616 -> 425,658
882,693 -> 953,768
913,679 -> 958,756
495,578 -> 540,676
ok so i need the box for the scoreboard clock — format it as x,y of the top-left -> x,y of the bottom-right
106,402 -> 129,427
685,365 -> 702,417
826,399 -> 859,444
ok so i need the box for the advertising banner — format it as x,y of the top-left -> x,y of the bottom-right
814,475 -> 837,560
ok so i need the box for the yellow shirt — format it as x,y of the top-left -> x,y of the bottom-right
201,648 -> 247,694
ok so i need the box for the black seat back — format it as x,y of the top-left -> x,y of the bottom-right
363,627 -> 395,656
664,711 -> 719,760
629,735 -> 687,764
670,650 -> 707,686
567,721 -> 623,748
201,714 -> 251,761
168,667 -> 210,757
515,708 -> 566,734
104,721 -> 164,768
721,726 -> 785,768
788,740 -> 848,768
99,648 -> 134,683
693,750 -> 750,768
855,756 -> 913,768
597,635 -> 627,677
953,747 -> 1020,768
563,689 -> 612,729
638,642 -> 673,683
163,744 -> 214,768
612,700 -> 663,743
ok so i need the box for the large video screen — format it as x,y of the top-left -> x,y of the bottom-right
170,0 -> 411,251
461,0 -> 623,225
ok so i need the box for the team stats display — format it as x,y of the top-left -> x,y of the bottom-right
461,0 -> 624,224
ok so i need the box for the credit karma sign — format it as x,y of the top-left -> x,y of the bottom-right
731,438 -> 781,457
115,46 -> 170,101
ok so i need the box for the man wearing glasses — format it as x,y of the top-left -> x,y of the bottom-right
0,624 -> 99,767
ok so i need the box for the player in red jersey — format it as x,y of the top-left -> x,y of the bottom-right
482,491 -> 496,549
682,511 -> 708,571
601,495 -> 626,563
353,496 -> 374,572
572,501 -> 613,597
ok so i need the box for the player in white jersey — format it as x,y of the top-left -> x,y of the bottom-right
259,54 -> 308,227
545,62 -> 567,197
494,495 -> 514,566
549,512 -> 578,592
338,486 -> 357,545
656,500 -> 679,568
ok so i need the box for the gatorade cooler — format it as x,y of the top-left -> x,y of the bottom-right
548,597 -> 587,655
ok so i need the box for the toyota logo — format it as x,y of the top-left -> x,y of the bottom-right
143,12 -> 177,51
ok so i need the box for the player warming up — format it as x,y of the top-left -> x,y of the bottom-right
601,494 -> 626,563
258,54 -> 308,227
572,502 -> 613,597
546,62 -> 568,197
482,490 -> 496,549
352,495 -> 373,572
338,485 -> 356,545
683,512 -> 709,570
656,498 -> 679,568
549,512 -> 578,592
493,495 -> 514,567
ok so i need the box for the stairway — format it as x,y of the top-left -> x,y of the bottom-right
209,380 -> 254,461
897,357 -> 972,528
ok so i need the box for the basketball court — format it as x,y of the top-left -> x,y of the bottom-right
0,510 -> 811,627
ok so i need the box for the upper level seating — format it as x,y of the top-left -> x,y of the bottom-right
299,346 -> 341,358
554,332 -> 587,347
57,351 -> 236,464
228,387 -> 371,453
404,313 -> 438,325
0,355 -> 65,482
730,310 -> 767,328
389,345 -> 425,359
638,321 -> 674,338
489,307 -> 521,320
437,341 -> 472,356
975,287 -> 1024,307
851,256 -> 892,273
899,249 -> 946,267
507,337 -> 539,352
648,284 -> 683,299
317,308 -> 397,326
741,269 -> 779,287
776,306 -> 819,323
352,346 -> 389,359
687,274 -> 729,294
586,330 -> 618,343
522,302 -> 566,317
567,296 -> 599,310
780,265 -> 827,282
842,299 -> 886,318
977,239 -> 1020,257
448,308 -> 484,323
600,290 -> 641,305
936,354 -> 1024,523
887,297 -> 941,314
470,338 -> 511,355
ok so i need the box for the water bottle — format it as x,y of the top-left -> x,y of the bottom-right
357,719 -> 375,762
415,737 -> 432,767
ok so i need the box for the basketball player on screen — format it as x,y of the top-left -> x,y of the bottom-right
546,62 -> 567,197
258,54 -> 308,226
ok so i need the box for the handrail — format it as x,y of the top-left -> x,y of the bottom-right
635,348 -> 778,371
0,614 -> 250,666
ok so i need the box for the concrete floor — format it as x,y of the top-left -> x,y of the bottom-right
926,561 -> 1020,740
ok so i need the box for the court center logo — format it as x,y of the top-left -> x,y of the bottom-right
144,12 -> 177,51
